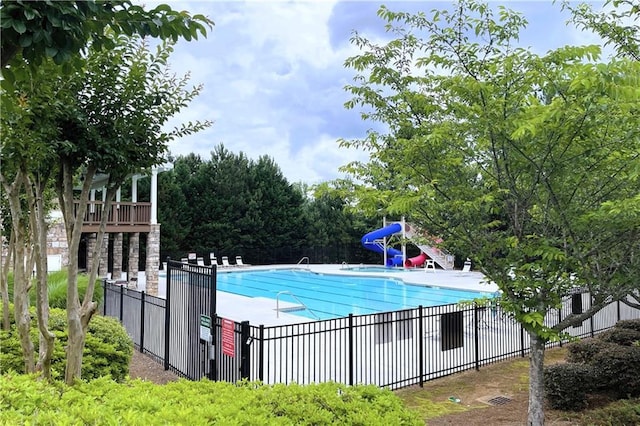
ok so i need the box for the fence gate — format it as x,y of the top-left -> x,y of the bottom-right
165,259 -> 217,379
165,259 -> 250,382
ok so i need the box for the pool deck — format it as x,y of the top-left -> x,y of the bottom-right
144,264 -> 498,326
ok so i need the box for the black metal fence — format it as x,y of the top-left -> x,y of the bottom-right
103,266 -> 640,389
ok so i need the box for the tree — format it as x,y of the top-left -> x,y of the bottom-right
0,59 -> 68,378
55,35 -> 210,384
0,1 -> 211,69
158,146 -> 307,264
1,1 -> 212,383
564,0 -> 640,61
340,1 -> 640,424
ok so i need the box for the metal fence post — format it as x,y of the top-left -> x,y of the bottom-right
617,299 -> 621,322
589,294 -> 595,337
348,314 -> 354,386
119,284 -> 124,322
557,308 -> 563,348
140,291 -> 146,354
474,304 -> 480,371
240,321 -> 251,379
258,325 -> 265,382
520,326 -> 526,358
210,265 -> 217,382
164,257 -> 172,371
103,279 -> 107,316
418,305 -> 424,387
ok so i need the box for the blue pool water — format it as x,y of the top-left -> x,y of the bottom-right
216,269 -> 492,320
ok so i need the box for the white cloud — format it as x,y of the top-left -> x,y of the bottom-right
138,0 -> 618,186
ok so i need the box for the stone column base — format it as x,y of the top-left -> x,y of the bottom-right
145,224 -> 161,296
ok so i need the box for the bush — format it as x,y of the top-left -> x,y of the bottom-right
566,338 -> 613,364
615,319 -> 640,333
597,327 -> 640,346
6,269 -> 103,309
0,375 -> 423,425
45,270 -> 104,309
591,344 -> 640,398
544,363 -> 595,411
0,305 -> 132,382
580,398 -> 640,426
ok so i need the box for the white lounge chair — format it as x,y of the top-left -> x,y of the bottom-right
424,259 -> 436,273
221,256 -> 231,267
181,257 -> 188,264
462,258 -> 471,272
210,256 -> 219,267
236,256 -> 249,267
197,257 -> 205,266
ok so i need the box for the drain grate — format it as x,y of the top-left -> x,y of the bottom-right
486,396 -> 512,406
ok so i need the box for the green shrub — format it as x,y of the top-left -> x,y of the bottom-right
45,270 -> 104,309
579,398 -> 640,426
0,375 -> 423,425
597,327 -> 640,346
0,305 -> 132,382
566,338 -> 612,364
591,344 -> 640,398
6,269 -> 103,310
615,319 -> 640,333
544,363 -> 595,411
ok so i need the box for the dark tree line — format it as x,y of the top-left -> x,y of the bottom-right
136,145 -> 381,265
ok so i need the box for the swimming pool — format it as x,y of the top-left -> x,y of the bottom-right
216,269 -> 493,320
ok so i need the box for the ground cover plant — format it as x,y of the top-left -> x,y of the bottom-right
0,375 -> 422,425
0,305 -> 132,382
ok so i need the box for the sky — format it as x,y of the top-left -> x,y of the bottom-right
147,1 -> 608,185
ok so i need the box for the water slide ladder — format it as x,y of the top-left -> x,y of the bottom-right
404,225 -> 455,270
276,291 -> 319,320
416,244 -> 455,270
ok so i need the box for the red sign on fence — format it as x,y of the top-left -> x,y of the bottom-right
222,319 -> 235,357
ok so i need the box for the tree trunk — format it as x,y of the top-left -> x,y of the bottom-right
59,162 -> 102,383
2,172 -> 35,372
27,176 -> 55,380
527,331 -> 546,426
1,231 -> 14,331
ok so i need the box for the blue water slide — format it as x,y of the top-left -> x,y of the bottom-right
361,223 -> 404,266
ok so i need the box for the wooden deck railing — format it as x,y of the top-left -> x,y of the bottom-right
75,201 -> 151,232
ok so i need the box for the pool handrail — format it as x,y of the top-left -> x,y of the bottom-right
276,290 -> 319,320
296,257 -> 310,269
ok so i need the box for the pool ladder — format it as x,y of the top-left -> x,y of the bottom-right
296,256 -> 310,270
276,291 -> 319,320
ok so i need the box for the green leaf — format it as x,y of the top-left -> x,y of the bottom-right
12,20 -> 27,34
45,46 -> 59,57
18,33 -> 32,48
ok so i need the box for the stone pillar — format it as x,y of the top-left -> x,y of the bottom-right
112,232 -> 123,280
145,224 -> 160,296
98,232 -> 109,278
128,232 -> 140,289
86,233 -> 97,273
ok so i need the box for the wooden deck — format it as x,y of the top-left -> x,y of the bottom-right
78,201 -> 151,233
